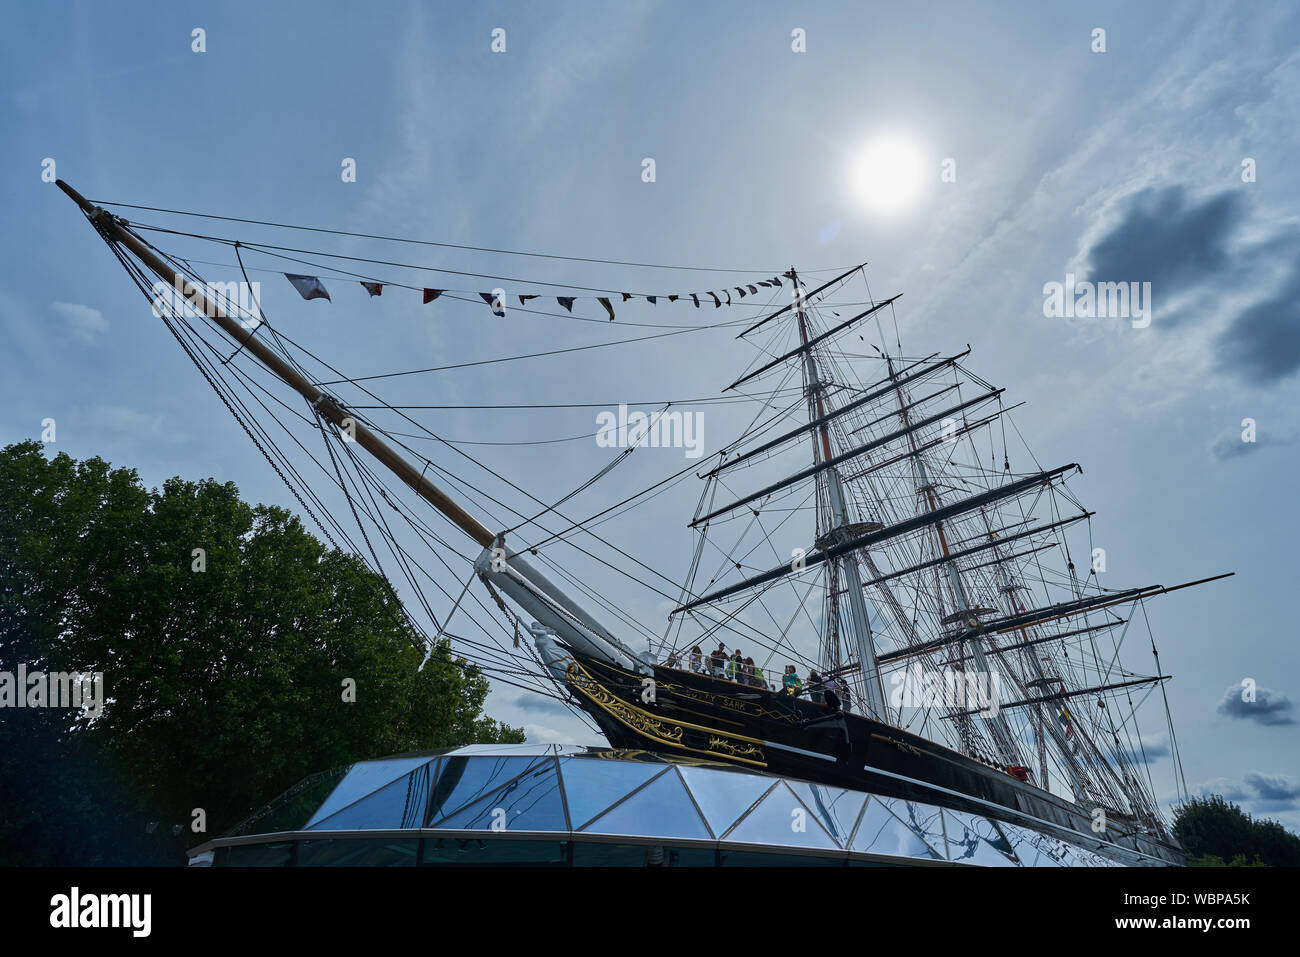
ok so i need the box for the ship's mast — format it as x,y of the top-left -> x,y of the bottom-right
880,353 -> 1022,765
788,269 -> 886,717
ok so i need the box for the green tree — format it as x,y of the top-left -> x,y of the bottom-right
0,441 -> 522,865
1174,794 -> 1300,867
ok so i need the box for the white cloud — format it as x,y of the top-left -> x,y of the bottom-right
51,301 -> 108,344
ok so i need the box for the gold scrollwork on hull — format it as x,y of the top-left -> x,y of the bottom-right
567,661 -> 767,768
871,732 -> 923,756
656,679 -> 800,724
707,736 -> 765,761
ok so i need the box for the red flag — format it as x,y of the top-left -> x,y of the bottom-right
423,288 -> 443,304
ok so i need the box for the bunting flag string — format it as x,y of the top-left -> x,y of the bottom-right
276,270 -> 813,322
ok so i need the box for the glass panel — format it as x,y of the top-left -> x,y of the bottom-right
725,782 -> 839,850
850,797 -> 943,860
677,765 -> 774,837
422,837 -> 569,865
307,764 -> 432,831
426,755 -> 547,824
224,842 -> 293,867
942,810 -> 1020,866
228,765 -> 350,836
557,759 -> 667,829
296,838 -> 419,866
304,756 -> 435,828
785,781 -> 866,847
582,767 -> 710,841
1000,823 -> 1071,866
434,761 -> 569,832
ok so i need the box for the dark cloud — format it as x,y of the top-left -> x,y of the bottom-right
1083,186 -> 1246,295
1244,771 -> 1300,804
1213,266 -> 1300,384
1209,428 -> 1292,461
1119,736 -> 1170,765
1194,772 -> 1299,811
508,693 -> 574,717
1217,684 -> 1295,726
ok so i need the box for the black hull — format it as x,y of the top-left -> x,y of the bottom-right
562,653 -> 1183,865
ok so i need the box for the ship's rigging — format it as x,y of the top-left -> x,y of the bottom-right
60,181 -> 1221,847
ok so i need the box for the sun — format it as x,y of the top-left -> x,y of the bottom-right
848,135 -> 928,215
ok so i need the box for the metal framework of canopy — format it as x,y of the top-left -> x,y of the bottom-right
189,745 -> 1126,867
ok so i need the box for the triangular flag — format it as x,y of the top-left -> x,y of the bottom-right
771,276 -> 782,286
747,285 -> 758,295
423,288 -> 443,304
735,287 -> 746,298
692,294 -> 700,308
668,295 -> 679,302
480,292 -> 505,317
557,296 -> 576,312
757,281 -> 772,288
621,292 -> 633,301
647,296 -> 657,305
285,274 -> 331,302
724,290 -> 732,305
709,292 -> 720,308
360,282 -> 383,297
598,296 -> 615,321
518,295 -> 539,305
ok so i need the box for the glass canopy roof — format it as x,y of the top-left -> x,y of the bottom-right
201,745 -> 1125,866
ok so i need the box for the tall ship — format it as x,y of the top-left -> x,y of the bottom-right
59,181 -> 1229,865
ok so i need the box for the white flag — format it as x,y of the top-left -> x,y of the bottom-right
284,274 -> 331,302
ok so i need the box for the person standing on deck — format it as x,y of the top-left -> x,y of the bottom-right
807,670 -> 824,704
822,672 -> 842,711
710,644 -> 727,678
782,666 -> 802,695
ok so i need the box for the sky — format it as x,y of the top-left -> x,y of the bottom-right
2,1 -> 1298,832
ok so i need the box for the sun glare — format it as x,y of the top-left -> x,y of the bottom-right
849,135 -> 927,215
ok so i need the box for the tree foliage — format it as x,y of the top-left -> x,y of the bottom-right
0,441 -> 522,865
1173,794 -> 1300,867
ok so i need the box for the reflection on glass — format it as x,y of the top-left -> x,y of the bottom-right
942,810 -> 1019,866
308,765 -> 431,831
426,756 -> 547,825
785,781 -> 866,847
725,782 -> 839,849
851,798 -> 943,859
678,766 -> 774,838
558,759 -> 666,829
435,761 -> 569,832
583,767 -> 711,841
304,757 -> 434,828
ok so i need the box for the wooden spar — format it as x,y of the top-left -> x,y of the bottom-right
57,180 -> 497,549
